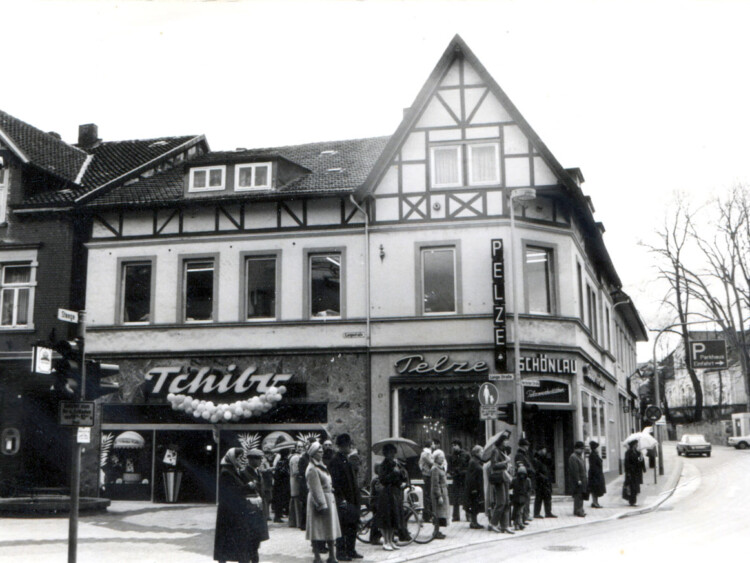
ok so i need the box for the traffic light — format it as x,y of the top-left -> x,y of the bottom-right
50,339 -> 120,400
86,360 -> 120,400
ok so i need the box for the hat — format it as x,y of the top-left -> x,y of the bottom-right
247,448 -> 264,458
518,465 -> 527,474
518,438 -> 530,447
574,441 -> 585,449
335,433 -> 352,447
589,441 -> 599,450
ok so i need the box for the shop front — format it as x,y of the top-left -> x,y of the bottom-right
97,352 -> 367,503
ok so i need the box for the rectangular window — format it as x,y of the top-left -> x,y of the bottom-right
184,259 -> 214,322
121,262 -> 152,324
468,143 -> 500,185
0,167 -> 7,223
430,146 -> 462,187
421,247 -> 456,314
309,253 -> 341,318
577,263 -> 584,320
189,166 -> 225,192
236,163 -> 272,191
525,246 -> 554,314
605,307 -> 611,350
245,256 -> 276,320
0,264 -> 31,327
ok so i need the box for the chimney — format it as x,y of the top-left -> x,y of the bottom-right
78,123 -> 100,150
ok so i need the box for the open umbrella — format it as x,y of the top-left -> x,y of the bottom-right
371,437 -> 420,459
622,432 -> 657,450
481,430 -> 511,460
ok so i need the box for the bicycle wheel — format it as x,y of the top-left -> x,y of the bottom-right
356,507 -> 373,544
399,506 -> 422,545
411,507 -> 435,544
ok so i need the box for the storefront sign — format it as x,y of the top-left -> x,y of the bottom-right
491,239 -> 508,372
31,345 -> 53,375
394,354 -> 488,376
145,365 -> 293,397
584,372 -> 606,390
519,354 -> 577,375
523,379 -> 570,404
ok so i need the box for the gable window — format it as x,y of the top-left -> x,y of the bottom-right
245,256 -> 277,320
0,168 -> 7,223
468,143 -> 500,185
0,264 -> 32,327
237,163 -> 272,191
421,246 -> 457,314
525,246 -> 554,314
121,261 -> 153,324
309,252 -> 341,318
189,166 -> 225,192
431,146 -> 462,188
183,259 -> 215,322
430,143 -> 501,188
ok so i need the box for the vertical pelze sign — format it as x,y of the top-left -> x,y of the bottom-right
491,239 -> 507,372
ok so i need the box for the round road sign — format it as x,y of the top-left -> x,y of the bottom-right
645,405 -> 662,422
478,383 -> 500,406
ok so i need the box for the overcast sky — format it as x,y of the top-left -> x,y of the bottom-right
4,0 -> 749,360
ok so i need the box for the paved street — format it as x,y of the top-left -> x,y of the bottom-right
0,442 -> 714,562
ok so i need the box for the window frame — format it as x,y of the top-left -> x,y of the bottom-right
235,162 -> 272,191
429,145 -> 463,188
303,247 -> 346,320
188,165 -> 226,192
0,166 -> 8,224
467,142 -> 501,186
116,257 -> 156,325
415,241 -> 462,316
240,250 -> 281,321
522,242 -> 557,315
179,254 -> 219,323
0,262 -> 35,329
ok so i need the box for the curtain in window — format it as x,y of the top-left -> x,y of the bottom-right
433,148 -> 459,185
470,145 -> 498,183
16,288 -> 29,325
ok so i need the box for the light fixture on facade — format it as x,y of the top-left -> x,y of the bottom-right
379,244 -> 385,261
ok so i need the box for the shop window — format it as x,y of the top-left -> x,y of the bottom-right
525,246 -> 554,314
582,391 -> 608,472
120,261 -> 153,324
100,430 -> 152,501
245,255 -> 277,320
420,246 -> 457,315
189,165 -> 225,192
236,163 -> 272,191
183,259 -> 215,322
309,252 -> 341,318
0,263 -> 33,327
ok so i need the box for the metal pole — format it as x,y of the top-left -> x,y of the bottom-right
652,328 -> 665,480
510,197 -> 524,441
68,311 -> 86,563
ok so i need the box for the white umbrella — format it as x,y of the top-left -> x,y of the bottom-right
481,430 -> 511,461
623,432 -> 657,450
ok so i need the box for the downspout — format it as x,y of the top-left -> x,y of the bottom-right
612,297 -> 631,475
349,194 -> 372,481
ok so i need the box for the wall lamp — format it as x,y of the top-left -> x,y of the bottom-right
379,244 -> 385,261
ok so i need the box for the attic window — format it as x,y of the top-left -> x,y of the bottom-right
320,150 -> 338,156
326,168 -> 344,173
236,162 -> 272,191
189,165 -> 226,192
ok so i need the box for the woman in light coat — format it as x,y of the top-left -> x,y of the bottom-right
305,442 -> 341,563
430,450 -> 450,539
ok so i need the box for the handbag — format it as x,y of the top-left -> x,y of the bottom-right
489,467 -> 505,484
582,490 -> 590,501
622,484 -> 630,500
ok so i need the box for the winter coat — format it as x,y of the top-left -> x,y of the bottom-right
567,452 -> 588,495
430,464 -> 450,520
484,446 -> 510,518
464,455 -> 484,514
514,448 -> 536,480
305,459 -> 341,541
624,448 -> 646,495
289,453 -> 301,497
374,457 -> 406,530
587,450 -> 607,497
510,473 -> 531,504
533,452 -> 553,494
328,451 -> 362,528
213,466 -> 269,562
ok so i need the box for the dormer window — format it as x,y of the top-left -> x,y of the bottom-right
189,165 -> 225,192
236,162 -> 272,191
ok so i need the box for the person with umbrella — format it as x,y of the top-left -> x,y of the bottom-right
588,441 -> 606,508
483,431 -> 513,534
305,441 -> 341,563
374,442 -> 408,551
624,438 -> 647,506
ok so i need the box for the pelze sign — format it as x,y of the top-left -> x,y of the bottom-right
145,364 -> 293,397
491,239 -> 508,373
394,355 -> 489,376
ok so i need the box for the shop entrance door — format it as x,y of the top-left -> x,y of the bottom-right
154,430 -> 217,503
523,409 -> 574,495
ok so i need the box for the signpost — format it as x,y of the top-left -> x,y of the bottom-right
689,339 -> 728,369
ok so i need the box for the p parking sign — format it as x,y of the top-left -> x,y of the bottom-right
689,340 -> 727,369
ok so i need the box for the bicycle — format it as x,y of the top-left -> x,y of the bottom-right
356,485 -> 430,546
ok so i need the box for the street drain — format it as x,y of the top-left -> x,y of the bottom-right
544,546 -> 585,552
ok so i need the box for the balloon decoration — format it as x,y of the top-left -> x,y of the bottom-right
166,386 -> 287,423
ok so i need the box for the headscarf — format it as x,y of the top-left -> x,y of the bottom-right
221,447 -> 245,473
308,441 -> 322,457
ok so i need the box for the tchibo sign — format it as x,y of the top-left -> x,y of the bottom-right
145,365 -> 293,397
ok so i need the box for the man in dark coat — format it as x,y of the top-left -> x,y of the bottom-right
448,440 -> 470,522
587,441 -> 606,508
532,446 -> 556,518
568,441 -> 588,517
624,439 -> 646,506
464,445 -> 485,529
514,438 -> 536,522
328,433 -> 363,561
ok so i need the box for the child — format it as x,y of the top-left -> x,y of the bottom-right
510,464 -> 531,530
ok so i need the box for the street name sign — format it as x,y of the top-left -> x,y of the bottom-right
521,379 -> 541,388
57,308 -> 79,323
59,401 -> 95,427
489,373 -> 514,381
689,339 -> 728,369
478,382 -> 500,405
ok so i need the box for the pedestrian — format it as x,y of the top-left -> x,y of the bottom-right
510,464 -> 530,530
568,441 -> 588,517
374,443 -> 406,551
464,445 -> 485,529
260,448 -> 275,521
588,441 -> 606,508
289,442 -> 305,527
485,435 -> 513,534
532,446 -> 556,518
623,439 -> 646,507
298,441 -> 312,531
272,447 -> 291,522
418,440 -> 435,522
322,440 -> 335,467
328,433 -> 364,561
448,439 -> 470,522
213,448 -> 269,563
514,438 -> 535,523
430,449 -> 450,539
305,441 -> 341,563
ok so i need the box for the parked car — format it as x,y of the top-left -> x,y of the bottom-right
676,434 -> 712,457
728,435 -> 750,449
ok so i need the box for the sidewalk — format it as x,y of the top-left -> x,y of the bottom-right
0,444 -> 683,563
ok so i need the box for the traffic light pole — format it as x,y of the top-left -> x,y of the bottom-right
68,311 -> 86,563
